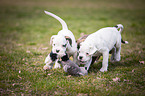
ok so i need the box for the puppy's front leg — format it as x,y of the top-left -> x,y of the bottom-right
54,60 -> 61,69
100,50 -> 109,72
43,54 -> 55,70
84,58 -> 92,70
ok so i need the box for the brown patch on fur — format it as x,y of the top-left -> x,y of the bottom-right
76,35 -> 89,49
65,36 -> 72,47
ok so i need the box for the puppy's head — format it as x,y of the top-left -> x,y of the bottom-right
50,35 -> 72,57
78,42 -> 97,64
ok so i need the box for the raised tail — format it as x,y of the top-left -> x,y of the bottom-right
44,11 -> 68,30
121,39 -> 129,44
114,24 -> 128,44
114,24 -> 124,33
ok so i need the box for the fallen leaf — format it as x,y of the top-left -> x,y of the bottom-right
132,69 -> 135,72
112,77 -> 120,82
47,73 -> 52,76
39,56 -> 43,58
97,77 -> 101,79
67,75 -> 71,77
124,79 -> 129,81
106,88 -> 109,91
25,62 -> 28,64
77,93 -> 88,96
139,61 -> 144,64
26,50 -> 31,53
54,91 -> 61,95
12,83 -> 15,86
17,44 -> 23,46
41,47 -> 48,50
18,75 -> 22,79
138,51 -> 142,54
22,58 -> 25,61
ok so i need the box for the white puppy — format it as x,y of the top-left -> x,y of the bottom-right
43,11 -> 77,70
78,24 -> 128,72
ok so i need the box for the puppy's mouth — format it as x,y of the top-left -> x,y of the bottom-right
52,52 -> 66,57
57,53 -> 66,58
79,60 -> 87,64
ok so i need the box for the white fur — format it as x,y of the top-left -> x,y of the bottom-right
44,11 -> 77,70
78,24 -> 125,72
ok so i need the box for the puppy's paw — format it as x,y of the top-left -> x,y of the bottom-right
43,65 -> 52,70
116,58 -> 120,61
111,55 -> 117,62
111,56 -> 120,62
54,64 -> 61,69
115,55 -> 121,61
100,67 -> 107,72
110,59 -> 116,62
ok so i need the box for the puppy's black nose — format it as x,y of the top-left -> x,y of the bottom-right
79,56 -> 83,60
56,50 -> 60,53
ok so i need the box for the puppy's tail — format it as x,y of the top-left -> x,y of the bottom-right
114,24 -> 124,33
44,11 -> 68,30
114,24 -> 128,44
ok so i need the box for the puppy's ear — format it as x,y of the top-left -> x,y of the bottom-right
65,36 -> 72,47
50,35 -> 56,45
89,46 -> 97,55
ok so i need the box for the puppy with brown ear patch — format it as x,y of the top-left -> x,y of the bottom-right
43,11 -> 78,70
76,33 -> 127,67
78,24 -> 128,72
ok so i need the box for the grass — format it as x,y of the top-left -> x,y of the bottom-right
0,0 -> 145,95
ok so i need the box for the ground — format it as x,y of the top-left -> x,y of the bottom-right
0,0 -> 145,95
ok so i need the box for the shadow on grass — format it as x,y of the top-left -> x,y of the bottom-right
88,57 -> 141,73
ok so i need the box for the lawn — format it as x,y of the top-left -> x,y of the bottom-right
0,0 -> 145,95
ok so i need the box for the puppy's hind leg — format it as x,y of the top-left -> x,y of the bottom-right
110,47 -> 116,62
115,46 -> 121,61
115,41 -> 121,61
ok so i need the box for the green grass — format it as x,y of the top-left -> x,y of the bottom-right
0,0 -> 145,95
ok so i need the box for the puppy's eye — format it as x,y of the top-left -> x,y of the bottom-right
86,53 -> 89,55
62,44 -> 66,47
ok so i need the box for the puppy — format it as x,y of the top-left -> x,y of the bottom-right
78,24 -> 128,72
43,11 -> 78,70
